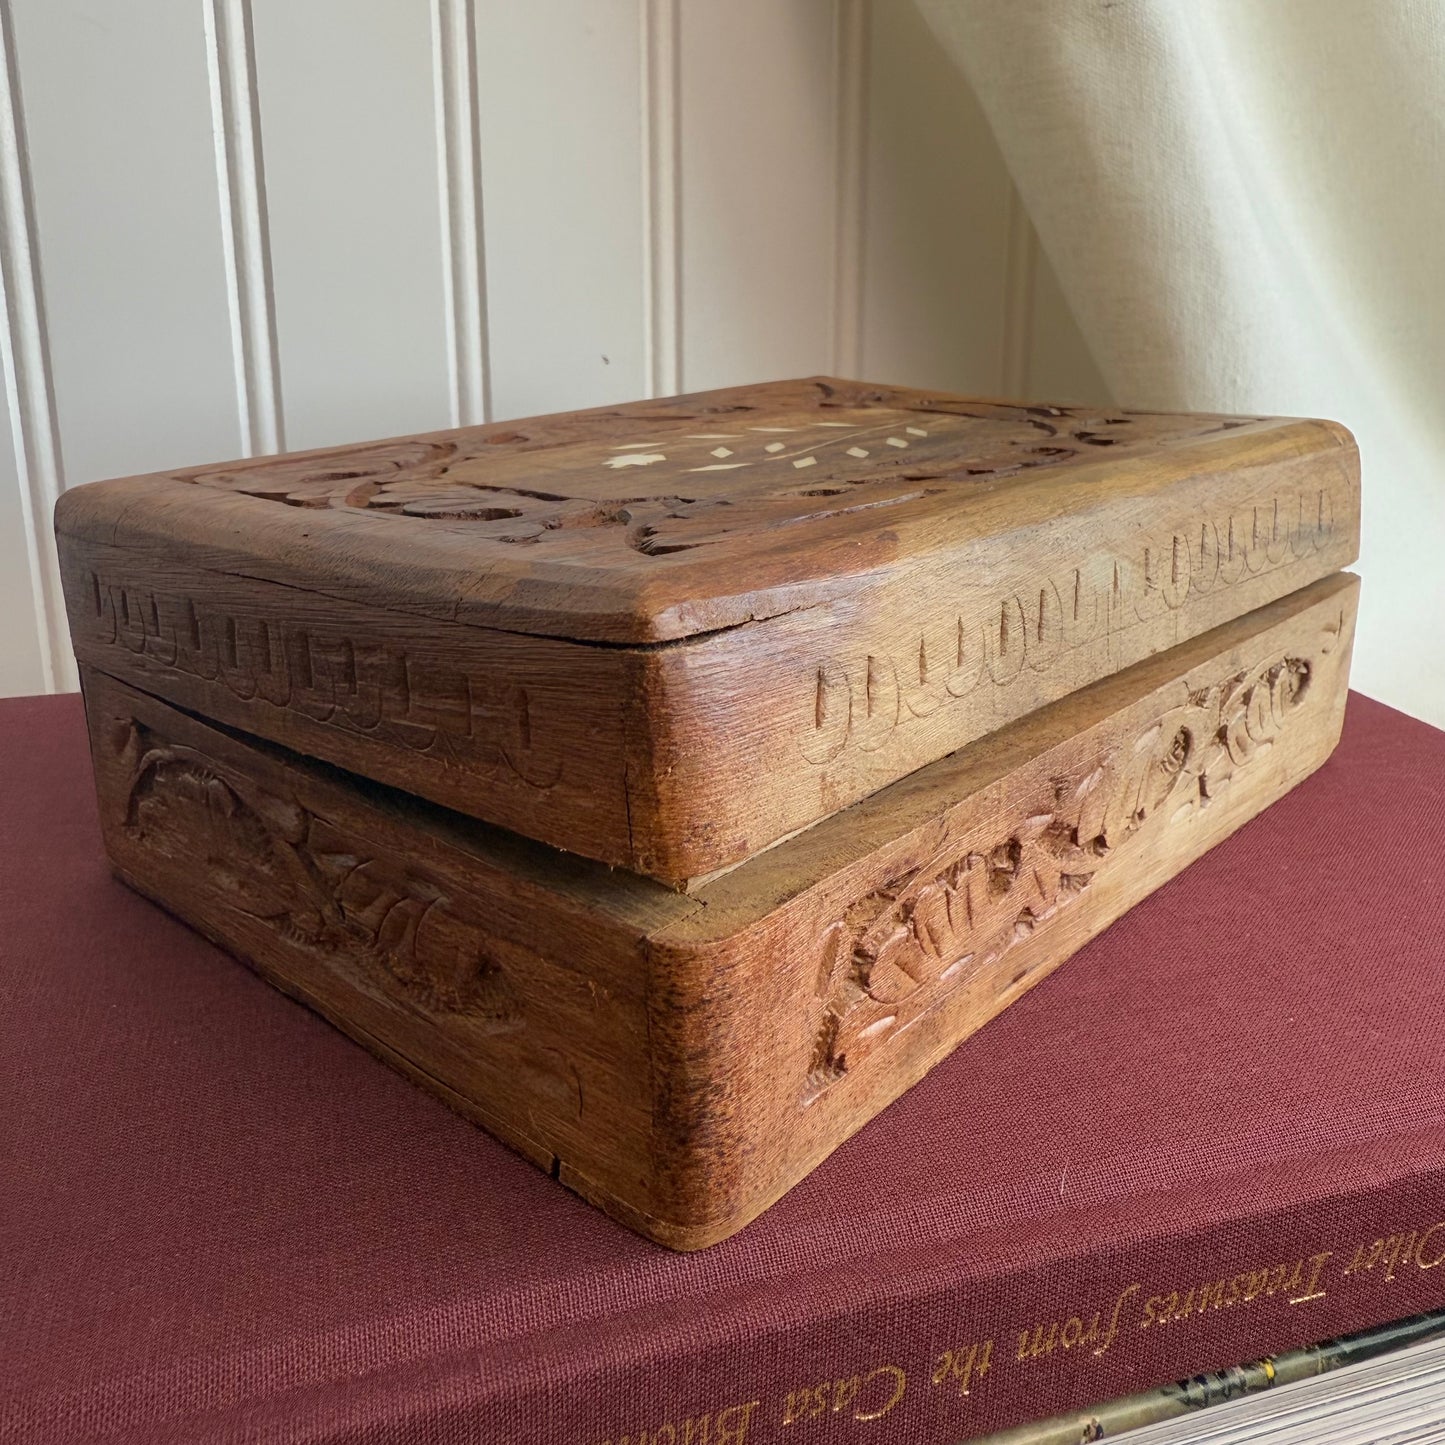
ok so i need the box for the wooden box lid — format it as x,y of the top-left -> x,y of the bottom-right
56,377 -> 1360,886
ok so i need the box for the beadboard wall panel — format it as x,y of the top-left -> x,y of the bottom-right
0,401 -> 43,696
10,1 -> 239,483
475,0 -> 646,420
0,0 -> 59,692
860,0 -> 1011,396
0,0 -> 1106,699
251,0 -> 453,451
677,0 -> 839,392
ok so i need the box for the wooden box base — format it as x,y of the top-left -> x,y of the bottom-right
78,574 -> 1357,1249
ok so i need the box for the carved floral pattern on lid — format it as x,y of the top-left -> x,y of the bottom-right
171,385 -> 1265,560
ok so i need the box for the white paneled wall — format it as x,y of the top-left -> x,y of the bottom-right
254,0 -> 455,449
0,0 -> 1103,700
477,0 -> 646,417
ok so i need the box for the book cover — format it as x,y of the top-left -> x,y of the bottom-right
2,691 -> 1444,1444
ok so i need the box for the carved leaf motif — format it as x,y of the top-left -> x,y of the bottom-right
121,731 -> 521,1030
802,649 -> 1316,1101
171,398 -> 1272,560
180,441 -> 457,509
125,744 -> 324,939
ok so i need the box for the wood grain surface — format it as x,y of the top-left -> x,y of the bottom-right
57,378 -> 1362,884
81,572 -> 1358,1248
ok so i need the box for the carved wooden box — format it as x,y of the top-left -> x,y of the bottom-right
78,574 -> 1357,1249
55,378 -> 1360,888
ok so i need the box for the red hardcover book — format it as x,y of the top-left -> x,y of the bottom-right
2,692 -> 1444,1445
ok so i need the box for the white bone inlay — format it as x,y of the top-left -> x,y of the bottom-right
764,442 -> 786,453
749,426 -> 798,433
886,437 -> 908,448
686,434 -> 742,440
610,442 -> 667,450
906,426 -> 928,436
604,452 -> 667,468
710,446 -> 733,459
793,456 -> 818,469
846,446 -> 869,458
688,462 -> 748,471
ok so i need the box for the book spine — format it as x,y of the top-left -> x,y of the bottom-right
141,1145 -> 1445,1442
492,1148 -> 1445,1444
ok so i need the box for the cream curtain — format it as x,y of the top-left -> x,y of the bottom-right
917,0 -> 1445,727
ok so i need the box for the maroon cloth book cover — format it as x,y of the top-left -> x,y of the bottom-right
2,692 -> 1444,1445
